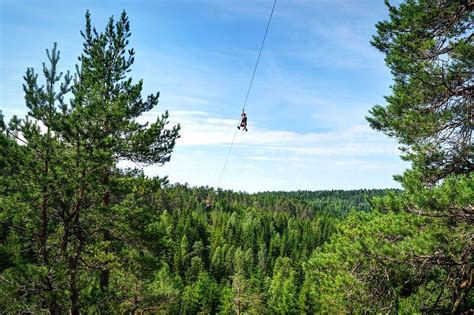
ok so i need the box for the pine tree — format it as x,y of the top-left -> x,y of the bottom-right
0,44 -> 73,313
302,1 -> 473,313
367,0 -> 473,184
367,2 -> 473,310
60,11 -> 180,313
0,10 -> 180,313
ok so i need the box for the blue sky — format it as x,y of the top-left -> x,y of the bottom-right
0,0 -> 407,192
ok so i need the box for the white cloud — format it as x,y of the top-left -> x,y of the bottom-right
161,110 -> 398,157
136,109 -> 407,192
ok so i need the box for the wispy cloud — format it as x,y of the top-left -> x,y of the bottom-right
160,110 -> 397,157
137,109 -> 406,192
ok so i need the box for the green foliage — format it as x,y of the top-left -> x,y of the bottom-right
0,170 -> 380,313
0,10 -> 179,314
367,0 -> 473,183
302,1 -> 473,313
268,257 -> 298,314
303,174 -> 473,313
182,272 -> 220,314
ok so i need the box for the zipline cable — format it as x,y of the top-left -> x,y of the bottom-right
217,0 -> 277,189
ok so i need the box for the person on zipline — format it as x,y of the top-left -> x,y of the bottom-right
238,112 -> 248,132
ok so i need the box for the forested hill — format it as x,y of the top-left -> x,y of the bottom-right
253,189 -> 398,214
104,181 -> 399,313
0,169 -> 397,313
159,184 -> 397,217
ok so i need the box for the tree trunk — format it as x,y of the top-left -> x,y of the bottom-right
100,171 -> 111,312
69,143 -> 84,315
42,148 -> 58,313
69,256 -> 79,315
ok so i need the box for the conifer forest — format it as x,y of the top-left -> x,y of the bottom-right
0,0 -> 472,313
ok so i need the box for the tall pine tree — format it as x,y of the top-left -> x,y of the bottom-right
0,10 -> 180,314
303,0 -> 472,313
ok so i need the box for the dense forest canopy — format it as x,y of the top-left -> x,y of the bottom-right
1,0 -> 473,313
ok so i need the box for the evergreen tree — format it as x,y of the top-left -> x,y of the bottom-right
366,1 -> 473,310
367,0 -> 473,183
303,1 -> 473,313
0,43 -> 73,314
268,257 -> 298,314
0,10 -> 180,314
